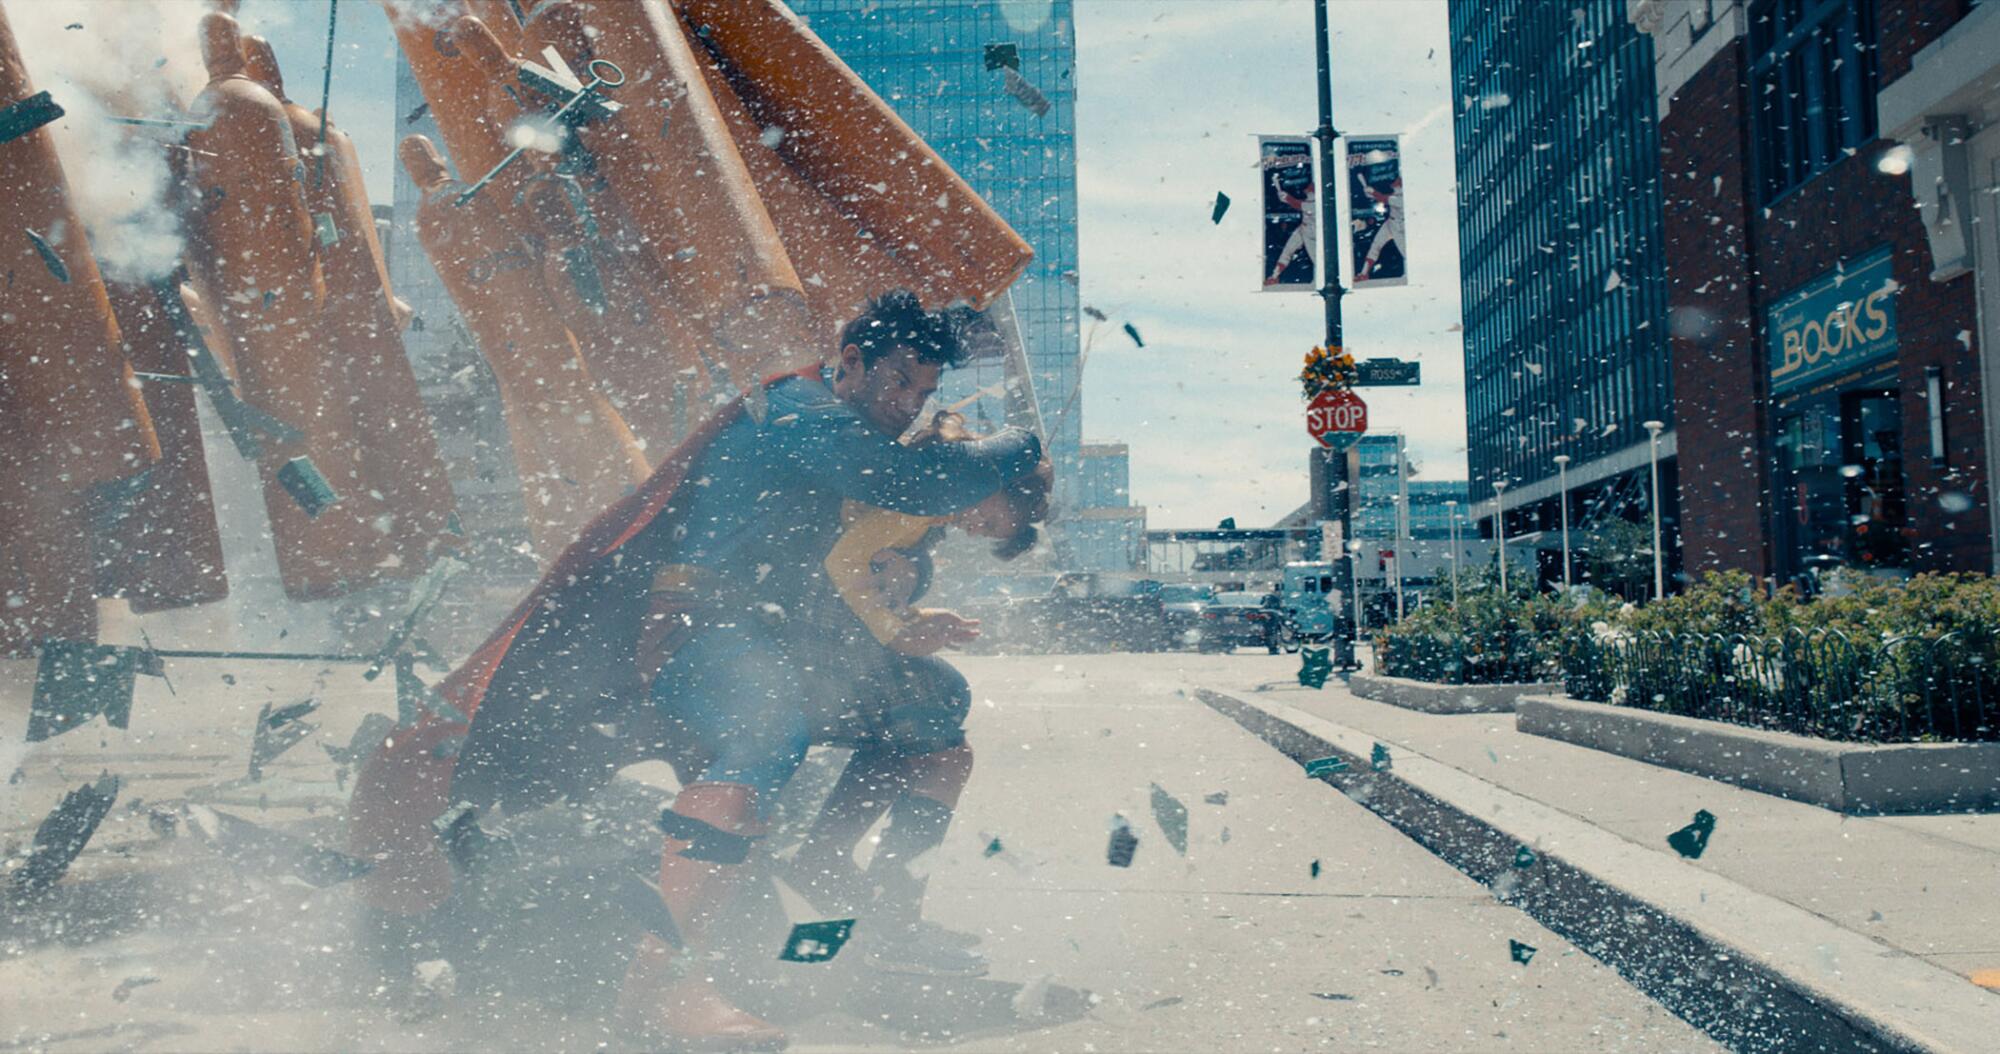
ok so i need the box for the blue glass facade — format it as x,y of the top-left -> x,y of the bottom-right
789,0 -> 1085,506
1354,435 -> 1467,541
1448,0 -> 1673,498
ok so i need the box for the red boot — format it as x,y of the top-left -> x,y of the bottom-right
616,782 -> 787,1052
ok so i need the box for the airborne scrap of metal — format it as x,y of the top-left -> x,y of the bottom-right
248,699 -> 321,781
144,272 -> 305,462
10,776 -> 121,899
0,89 -> 63,144
28,641 -> 165,743
455,53 -> 626,207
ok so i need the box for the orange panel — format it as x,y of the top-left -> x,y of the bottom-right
182,12 -> 391,600
241,36 -> 460,576
379,0 -> 514,187
0,1 -> 157,485
402,135 -> 648,561
451,13 -> 711,452
691,46 -> 922,332
535,0 -> 816,398
677,0 -> 1033,309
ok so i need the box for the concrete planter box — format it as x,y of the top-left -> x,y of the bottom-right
1516,695 -> 2000,815
1352,671 -> 1562,714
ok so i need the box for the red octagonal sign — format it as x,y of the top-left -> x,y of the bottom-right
1306,388 -> 1368,450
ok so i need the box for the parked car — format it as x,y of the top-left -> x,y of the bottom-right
1159,584 -> 1217,650
1198,591 -> 1280,653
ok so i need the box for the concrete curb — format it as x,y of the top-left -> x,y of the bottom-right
1517,695 -> 2000,815
1195,685 -> 2000,1054
1350,671 -> 1559,714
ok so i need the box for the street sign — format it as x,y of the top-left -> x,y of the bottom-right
1306,388 -> 1367,450
1354,357 -> 1421,387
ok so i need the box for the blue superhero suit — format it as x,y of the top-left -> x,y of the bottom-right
448,367 -> 1038,814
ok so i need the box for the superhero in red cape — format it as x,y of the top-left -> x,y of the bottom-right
347,291 -> 1044,1049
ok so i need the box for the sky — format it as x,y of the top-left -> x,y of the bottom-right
248,0 -> 1466,530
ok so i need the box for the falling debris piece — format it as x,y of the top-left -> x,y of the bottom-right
1667,809 -> 1716,859
1000,67 -> 1052,117
23,227 -> 70,283
1083,306 -> 1108,322
276,456 -> 340,518
1203,791 -> 1229,806
1309,859 -> 1321,879
1298,647 -> 1333,689
779,919 -> 856,963
1303,755 -> 1349,778
29,641 -> 154,742
1380,969 -> 1404,977
249,699 -> 320,781
659,809 -> 762,865
111,976 -> 160,1003
432,803 -> 503,874
404,101 -> 430,125
983,42 -> 1020,71
1149,783 -> 1189,856
1370,743 -> 1393,772
1311,992 -> 1354,1001
1423,966 -> 1440,989
1106,815 -> 1139,868
324,713 -> 395,770
1513,846 -> 1537,869
1603,269 -> 1623,292
11,776 -> 120,898
313,211 -> 339,246
181,804 -> 373,887
984,836 -> 1004,858
0,89 -> 64,145
1509,940 -> 1536,965
1139,995 -> 1183,1011
1211,191 -> 1231,224
1122,322 -> 1144,348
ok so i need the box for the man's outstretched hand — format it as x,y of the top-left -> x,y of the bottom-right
891,609 -> 982,656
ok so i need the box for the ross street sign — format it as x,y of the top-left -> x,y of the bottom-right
1306,388 -> 1368,449
1354,357 -> 1421,387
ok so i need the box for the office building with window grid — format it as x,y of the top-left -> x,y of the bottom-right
1633,0 -> 1990,583
789,0 -> 1091,510
1448,0 -> 1678,585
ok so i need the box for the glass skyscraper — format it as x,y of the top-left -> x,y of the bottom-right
1448,0 -> 1674,541
789,0 -> 1086,508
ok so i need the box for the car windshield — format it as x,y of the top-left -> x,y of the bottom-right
1160,585 -> 1213,603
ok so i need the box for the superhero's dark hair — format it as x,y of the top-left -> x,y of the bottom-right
839,289 -> 967,369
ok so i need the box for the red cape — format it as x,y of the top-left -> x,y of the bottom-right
347,368 -> 811,914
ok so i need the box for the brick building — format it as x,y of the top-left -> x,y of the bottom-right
1633,0 -> 1990,585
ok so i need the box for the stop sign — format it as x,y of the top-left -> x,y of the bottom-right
1306,388 -> 1368,449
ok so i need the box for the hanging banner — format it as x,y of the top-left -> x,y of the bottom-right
1346,135 -> 1406,288
1259,136 -> 1317,292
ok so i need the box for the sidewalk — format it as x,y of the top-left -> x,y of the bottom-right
1191,653 -> 2000,1053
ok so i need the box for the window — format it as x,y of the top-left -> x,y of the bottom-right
1748,0 -> 1877,203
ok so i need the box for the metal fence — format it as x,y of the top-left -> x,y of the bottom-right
1374,629 -> 1554,686
1561,628 -> 2000,743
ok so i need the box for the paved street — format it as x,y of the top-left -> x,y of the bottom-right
2,649 -> 1719,1052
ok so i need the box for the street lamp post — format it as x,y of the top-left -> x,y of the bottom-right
1553,454 -> 1572,590
1346,540 -> 1365,641
1643,420 -> 1666,601
1444,499 -> 1460,607
1493,480 -> 1509,592
1393,432 -> 1409,621
1310,0 -> 1355,668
